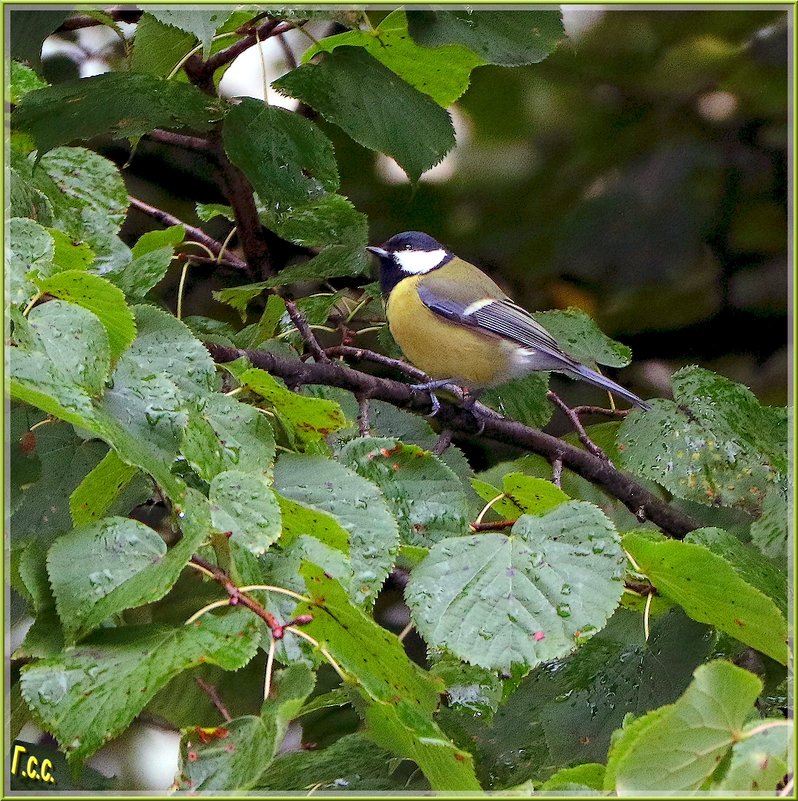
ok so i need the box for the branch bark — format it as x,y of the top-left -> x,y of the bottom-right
205,343 -> 700,539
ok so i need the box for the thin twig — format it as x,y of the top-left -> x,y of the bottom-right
571,405 -> 630,419
432,429 -> 453,456
325,344 -> 428,381
147,129 -> 213,153
552,455 -> 563,488
356,395 -> 371,436
177,253 -> 244,272
469,520 -> 515,532
57,9 -> 143,31
205,343 -> 701,539
128,196 -> 250,273
189,555 -> 285,639
195,677 -> 233,722
547,390 -> 609,461
285,299 -> 330,362
204,19 -> 297,74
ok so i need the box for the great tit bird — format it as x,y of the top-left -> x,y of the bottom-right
367,231 -> 651,412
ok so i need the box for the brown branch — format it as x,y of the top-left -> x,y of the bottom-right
432,429 -> 453,456
190,555 -> 285,639
195,677 -> 233,722
551,455 -> 563,488
205,19 -> 296,74
57,9 -> 143,31
325,344 -> 434,383
624,580 -> 656,596
177,253 -> 246,272
285,298 -> 329,362
548,390 -> 608,460
128,196 -> 250,274
572,405 -> 630,419
208,133 -> 273,279
147,129 -> 213,153
356,395 -> 371,436
470,520 -> 515,532
204,343 -> 700,539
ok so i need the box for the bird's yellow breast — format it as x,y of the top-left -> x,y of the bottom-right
386,274 -> 515,387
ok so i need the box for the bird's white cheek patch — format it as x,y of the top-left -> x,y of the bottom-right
394,249 -> 448,274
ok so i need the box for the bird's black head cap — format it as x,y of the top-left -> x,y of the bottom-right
367,231 -> 453,294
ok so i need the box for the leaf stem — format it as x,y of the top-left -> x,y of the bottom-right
176,260 -> 191,320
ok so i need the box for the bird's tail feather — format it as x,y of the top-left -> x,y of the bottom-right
565,363 -> 651,410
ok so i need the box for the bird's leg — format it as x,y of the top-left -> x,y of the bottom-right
461,388 -> 487,434
409,378 -> 454,417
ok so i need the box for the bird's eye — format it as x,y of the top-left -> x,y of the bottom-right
404,244 -> 412,250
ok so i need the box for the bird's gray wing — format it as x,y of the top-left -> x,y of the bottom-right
417,285 -> 571,363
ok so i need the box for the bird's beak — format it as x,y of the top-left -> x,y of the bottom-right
366,246 -> 389,257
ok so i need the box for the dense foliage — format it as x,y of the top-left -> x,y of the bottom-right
8,7 -> 790,793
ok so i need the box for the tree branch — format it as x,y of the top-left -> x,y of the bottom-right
284,298 -> 330,362
57,9 -> 143,31
189,555 -> 285,639
205,343 -> 700,539
147,129 -> 213,153
128,196 -> 251,275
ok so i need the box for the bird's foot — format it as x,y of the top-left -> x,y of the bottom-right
409,379 -> 453,417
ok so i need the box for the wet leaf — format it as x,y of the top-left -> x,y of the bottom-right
339,436 -> 471,546
407,501 -> 626,670
19,611 -> 260,761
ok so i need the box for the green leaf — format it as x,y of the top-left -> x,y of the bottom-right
298,564 -> 442,710
430,658 -> 503,719
236,366 -> 347,442
19,611 -> 259,762
47,517 -> 164,638
607,660 -> 763,793
481,371 -> 551,429
14,72 -> 219,156
33,271 -> 136,362
9,166 -> 54,225
210,471 -> 282,556
502,473 -> 569,515
150,9 -> 233,59
108,225 -> 184,300
306,9 -> 484,107
275,454 -> 399,605
257,192 -> 367,249
256,733 -> 426,791
7,217 -> 53,306
363,698 -> 481,791
618,367 -> 786,515
180,392 -> 276,483
274,47 -> 456,183
179,716 -> 274,791
440,608 -> 711,789
622,533 -> 787,664
131,13 -> 197,76
92,305 -> 217,497
750,484 -> 788,560
533,307 -> 633,368
132,225 -> 186,258
406,501 -> 626,670
69,450 -> 141,527
264,245 -> 369,287
469,477 -> 525,520
11,301 -> 110,425
685,527 -> 786,614
18,147 -> 129,265
541,763 -> 606,792
212,282 -> 269,320
276,494 -> 349,553
48,229 -> 95,273
223,98 -> 338,206
713,720 -> 792,792
50,491 -> 210,643
339,436 -> 470,546
9,9 -> 70,67
10,60 -> 48,104
407,10 -> 565,66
